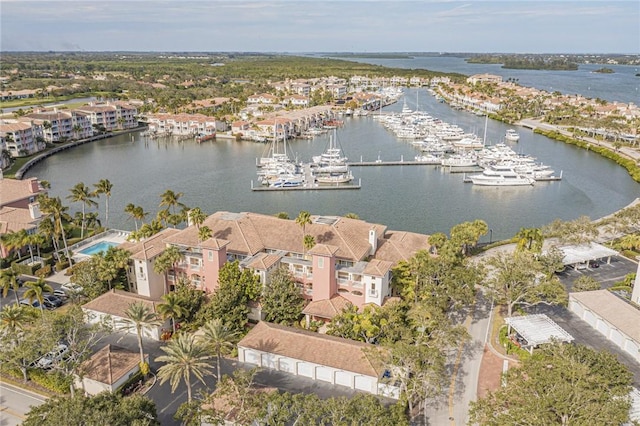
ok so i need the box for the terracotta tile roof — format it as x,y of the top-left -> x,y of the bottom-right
0,207 -> 38,234
363,259 -> 394,277
199,238 -> 230,250
81,344 -> 142,385
82,289 -> 161,318
0,178 -> 44,207
238,321 -> 383,377
374,230 -> 429,264
301,295 -> 352,319
570,290 -> 640,342
307,244 -> 339,257
245,253 -> 282,270
120,228 -> 180,260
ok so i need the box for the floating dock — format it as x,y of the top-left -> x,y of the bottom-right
251,180 -> 361,191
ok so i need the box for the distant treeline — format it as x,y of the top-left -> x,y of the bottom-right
467,55 -> 578,70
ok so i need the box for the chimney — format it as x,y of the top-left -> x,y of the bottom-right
29,202 -> 41,219
29,178 -> 40,193
369,228 -> 378,255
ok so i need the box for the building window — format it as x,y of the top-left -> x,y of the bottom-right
208,251 -> 213,261
317,257 -> 324,269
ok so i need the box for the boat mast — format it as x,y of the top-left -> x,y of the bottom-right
482,114 -> 488,147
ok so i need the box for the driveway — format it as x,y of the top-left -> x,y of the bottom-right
555,255 -> 638,292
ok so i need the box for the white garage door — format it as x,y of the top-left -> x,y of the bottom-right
355,376 -> 376,393
335,371 -> 353,388
278,358 -> 295,373
243,349 -> 260,365
583,310 -> 596,327
596,319 -> 609,335
570,301 -> 584,318
316,366 -> 333,383
261,353 -> 278,369
624,339 -> 639,360
298,362 -> 314,378
610,329 -> 624,347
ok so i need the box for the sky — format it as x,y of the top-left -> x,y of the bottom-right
1,1 -> 638,54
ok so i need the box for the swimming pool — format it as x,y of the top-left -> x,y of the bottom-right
78,241 -> 118,256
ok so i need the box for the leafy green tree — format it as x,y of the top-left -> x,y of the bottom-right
261,267 -> 304,325
157,292 -> 187,335
196,261 -> 260,333
344,212 -> 360,219
484,251 -> 567,317
120,301 -> 162,367
23,392 -> 159,426
156,332 -> 214,403
172,277 -> 207,326
514,227 -> 544,253
93,178 -> 113,229
0,319 -> 54,383
572,275 -> 601,292
450,219 -> 488,256
68,256 -> 107,300
199,318 -> 238,380
23,278 -> 53,317
275,211 -> 289,219
67,182 -> 97,239
100,246 -> 131,290
542,216 -> 598,245
470,343 -> 633,426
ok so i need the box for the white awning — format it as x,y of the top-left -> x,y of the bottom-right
557,242 -> 618,265
505,314 -> 574,347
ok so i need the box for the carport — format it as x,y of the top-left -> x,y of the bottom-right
557,242 -> 618,270
504,314 -> 574,354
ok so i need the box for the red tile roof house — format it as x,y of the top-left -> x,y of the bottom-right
76,344 -> 147,396
121,211 -> 429,324
237,321 -> 400,399
0,177 -> 46,258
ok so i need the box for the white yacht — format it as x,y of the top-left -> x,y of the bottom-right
441,154 -> 478,167
468,166 -> 535,186
505,129 -> 520,142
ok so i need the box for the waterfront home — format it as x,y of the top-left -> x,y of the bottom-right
145,113 -> 220,137
121,211 -> 429,321
75,101 -> 138,132
0,120 -> 44,157
466,73 -> 503,85
247,93 -> 278,105
0,177 -> 45,258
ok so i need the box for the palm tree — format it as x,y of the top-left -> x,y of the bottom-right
159,189 -> 184,217
121,302 -> 162,366
23,278 -> 53,318
295,211 -> 312,256
93,179 -> 113,229
188,207 -> 206,229
303,234 -> 316,253
67,182 -> 98,239
199,318 -> 238,380
38,195 -> 72,264
153,246 -> 184,294
0,269 -> 21,305
198,226 -> 212,243
157,292 -> 187,335
515,227 -> 544,253
0,304 -> 33,333
155,332 -> 214,403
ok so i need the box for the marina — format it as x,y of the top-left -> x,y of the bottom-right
23,87 -> 639,241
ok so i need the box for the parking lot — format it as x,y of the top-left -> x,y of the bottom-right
555,254 -> 638,292
0,276 -> 73,311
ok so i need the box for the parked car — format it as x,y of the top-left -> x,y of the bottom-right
19,298 -> 41,308
53,289 -> 69,299
43,294 -> 64,309
589,260 -> 600,268
36,343 -> 69,369
60,282 -> 84,294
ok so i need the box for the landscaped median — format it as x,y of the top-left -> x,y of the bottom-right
534,128 -> 640,183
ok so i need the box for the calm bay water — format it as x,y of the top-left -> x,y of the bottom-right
24,87 -> 639,241
335,56 -> 640,104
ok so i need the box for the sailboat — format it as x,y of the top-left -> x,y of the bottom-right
257,120 -> 304,186
312,129 -> 354,184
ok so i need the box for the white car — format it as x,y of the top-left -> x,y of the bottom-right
36,343 -> 69,369
60,282 -> 84,294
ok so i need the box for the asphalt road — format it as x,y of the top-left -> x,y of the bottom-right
0,382 -> 46,426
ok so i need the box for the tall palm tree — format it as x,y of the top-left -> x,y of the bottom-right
0,269 -> 21,305
157,292 -> 187,335
198,226 -> 212,243
38,216 -> 59,255
295,210 -> 312,256
38,195 -> 72,264
199,318 -> 238,380
153,246 -> 184,294
159,189 -> 184,217
121,302 -> 162,366
67,182 -> 98,239
23,278 -> 53,318
156,332 -> 214,403
93,179 -> 113,229
0,304 -> 33,333
188,207 -> 206,230
303,234 -> 316,253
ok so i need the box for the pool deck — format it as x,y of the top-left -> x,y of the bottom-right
69,230 -> 131,262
